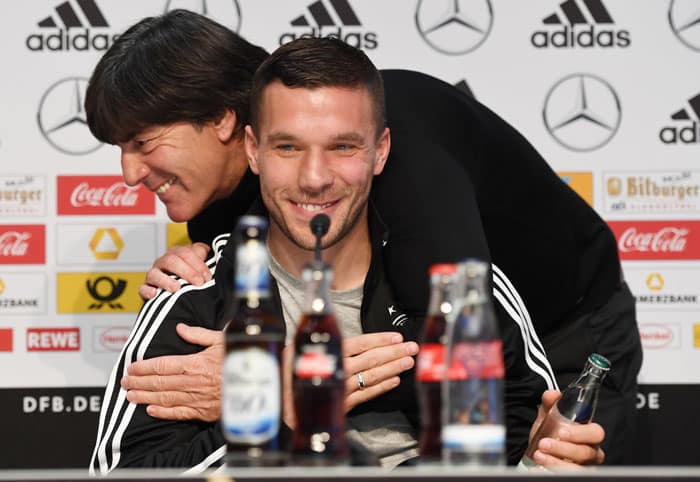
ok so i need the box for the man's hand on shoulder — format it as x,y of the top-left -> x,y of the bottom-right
121,323 -> 224,422
139,242 -> 211,299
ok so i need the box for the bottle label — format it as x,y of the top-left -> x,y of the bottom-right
222,347 -> 280,444
235,240 -> 270,295
442,424 -> 505,453
416,343 -> 446,382
295,347 -> 338,379
447,340 -> 505,380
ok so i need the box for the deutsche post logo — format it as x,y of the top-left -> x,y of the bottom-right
0,277 -> 5,295
57,272 -> 144,313
694,324 -> 700,348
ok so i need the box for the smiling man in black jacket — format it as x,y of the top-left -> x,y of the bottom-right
86,10 -> 637,473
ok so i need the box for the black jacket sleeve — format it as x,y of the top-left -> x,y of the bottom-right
89,265 -> 226,473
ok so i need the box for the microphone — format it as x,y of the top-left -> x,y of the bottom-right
310,214 -> 330,263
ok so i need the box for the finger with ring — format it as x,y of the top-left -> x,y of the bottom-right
357,372 -> 366,390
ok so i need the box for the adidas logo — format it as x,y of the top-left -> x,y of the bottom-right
26,0 -> 117,52
279,0 -> 377,50
530,0 -> 630,48
659,93 -> 700,144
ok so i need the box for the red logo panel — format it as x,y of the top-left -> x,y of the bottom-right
0,224 -> 45,264
608,221 -> 700,260
57,176 -> 155,215
27,328 -> 80,352
0,328 -> 12,352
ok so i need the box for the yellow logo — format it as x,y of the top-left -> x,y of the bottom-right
607,177 -> 622,196
0,278 -> 5,295
57,272 -> 145,313
89,228 -> 124,260
167,223 -> 192,249
694,325 -> 700,348
558,172 -> 593,206
646,273 -> 664,292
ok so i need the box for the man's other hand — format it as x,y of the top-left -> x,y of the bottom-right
121,323 -> 223,422
139,242 -> 211,299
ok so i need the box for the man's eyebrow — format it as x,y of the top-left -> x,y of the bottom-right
265,131 -> 298,143
331,132 -> 365,143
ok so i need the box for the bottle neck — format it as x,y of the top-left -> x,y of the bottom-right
302,263 -> 333,315
234,238 -> 271,302
427,275 -> 456,317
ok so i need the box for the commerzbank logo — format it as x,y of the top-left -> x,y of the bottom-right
531,0 -> 630,49
89,228 -> 124,260
543,73 -> 621,152
659,92 -> 700,144
646,273 -> 664,291
669,0 -> 700,52
25,0 -> 117,52
37,77 -> 103,156
164,0 -> 242,33
415,0 -> 493,55
280,0 -> 377,49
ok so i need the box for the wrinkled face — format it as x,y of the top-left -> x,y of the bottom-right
246,81 -> 389,252
118,114 -> 241,222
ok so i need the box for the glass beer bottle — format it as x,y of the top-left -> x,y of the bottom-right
521,353 -> 611,469
442,259 -> 506,466
222,216 -> 286,466
416,263 -> 459,464
291,261 -> 348,466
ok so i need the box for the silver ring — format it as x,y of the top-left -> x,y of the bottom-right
357,372 -> 366,390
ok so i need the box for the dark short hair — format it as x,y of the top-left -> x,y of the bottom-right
249,37 -> 386,138
85,9 -> 268,144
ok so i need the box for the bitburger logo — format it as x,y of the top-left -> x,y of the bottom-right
37,77 -> 102,156
26,0 -> 117,52
164,0 -> 242,33
280,0 -> 377,49
542,73 -> 621,152
531,0 -> 630,48
415,0 -> 493,55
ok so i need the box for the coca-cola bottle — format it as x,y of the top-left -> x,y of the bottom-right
442,259 -> 505,466
222,216 -> 286,466
521,353 -> 611,469
415,263 -> 459,464
291,261 -> 348,466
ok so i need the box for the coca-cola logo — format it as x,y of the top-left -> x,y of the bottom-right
70,182 -> 139,208
0,231 -> 31,257
97,327 -> 131,352
619,227 -> 688,253
0,225 -> 45,264
57,176 -> 155,215
639,324 -> 674,349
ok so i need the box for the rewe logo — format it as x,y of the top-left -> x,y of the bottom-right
531,0 -> 630,48
26,0 -> 117,52
659,93 -> 700,144
27,328 -> 80,352
279,0 -> 377,50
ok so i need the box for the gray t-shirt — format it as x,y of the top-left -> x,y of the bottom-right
268,253 -> 418,468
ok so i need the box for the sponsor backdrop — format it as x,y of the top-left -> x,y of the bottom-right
0,0 -> 697,469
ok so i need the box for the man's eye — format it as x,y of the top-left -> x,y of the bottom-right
276,144 -> 295,151
135,139 -> 150,148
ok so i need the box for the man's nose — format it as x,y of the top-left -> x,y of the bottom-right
298,150 -> 333,193
120,150 -> 149,187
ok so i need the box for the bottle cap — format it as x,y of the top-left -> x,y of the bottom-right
429,263 -> 458,276
589,353 -> 611,371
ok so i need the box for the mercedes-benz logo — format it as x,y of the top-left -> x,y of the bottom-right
164,0 -> 242,33
37,77 -> 102,156
542,73 -> 622,152
669,0 -> 700,52
415,0 -> 493,55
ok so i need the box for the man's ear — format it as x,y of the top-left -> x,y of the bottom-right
244,125 -> 261,174
373,127 -> 390,176
213,109 -> 237,142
